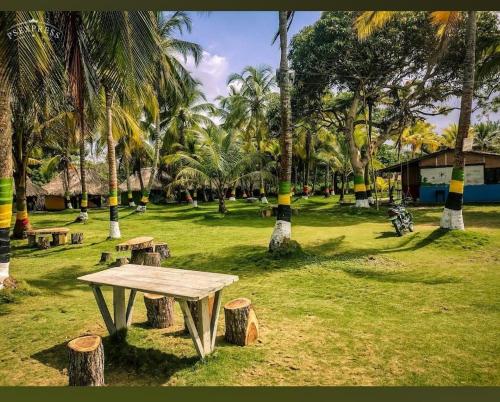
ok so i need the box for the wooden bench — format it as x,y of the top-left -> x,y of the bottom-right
78,265 -> 239,359
26,227 -> 70,247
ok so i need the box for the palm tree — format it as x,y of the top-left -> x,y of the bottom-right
168,126 -> 251,214
440,123 -> 475,149
136,12 -> 203,213
269,11 -> 295,251
356,11 -> 477,230
473,121 -> 500,152
0,12 -> 54,287
401,121 -> 441,157
85,11 -> 160,238
227,65 -> 276,203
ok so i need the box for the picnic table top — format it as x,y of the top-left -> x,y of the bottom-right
78,265 -> 239,301
26,227 -> 70,235
116,236 -> 154,251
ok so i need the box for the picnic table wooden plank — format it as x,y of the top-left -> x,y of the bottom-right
26,227 -> 70,235
115,237 -> 154,252
123,264 -> 239,281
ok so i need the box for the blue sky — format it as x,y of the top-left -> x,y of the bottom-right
178,11 -> 497,132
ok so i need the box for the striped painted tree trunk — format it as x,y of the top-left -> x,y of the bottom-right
440,12 -> 476,230
354,169 -> 369,208
269,11 -> 293,251
0,84 -> 13,288
136,118 -> 161,213
105,88 -> 120,239
13,157 -> 31,238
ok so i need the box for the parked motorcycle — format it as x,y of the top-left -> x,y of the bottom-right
388,198 -> 414,236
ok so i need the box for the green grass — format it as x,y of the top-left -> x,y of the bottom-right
0,196 -> 499,385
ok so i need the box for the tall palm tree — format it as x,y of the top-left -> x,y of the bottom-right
136,12 -> 203,213
473,121 -> 500,152
401,121 -> 441,157
168,126 -> 250,214
86,11 -> 160,238
227,65 -> 276,203
269,11 -> 295,251
0,12 -> 54,287
356,11 -> 477,230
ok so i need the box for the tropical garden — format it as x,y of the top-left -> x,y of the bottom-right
0,11 -> 499,386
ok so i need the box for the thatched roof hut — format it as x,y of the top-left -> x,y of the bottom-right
43,168 -> 108,196
13,177 -> 47,197
119,168 -> 165,192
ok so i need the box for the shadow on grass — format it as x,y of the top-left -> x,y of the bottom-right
341,267 -> 461,285
31,336 -> 197,386
25,264 -> 92,295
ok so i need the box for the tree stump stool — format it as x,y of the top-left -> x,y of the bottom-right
37,236 -> 51,250
27,234 -> 37,248
142,252 -> 161,267
114,257 -> 129,267
224,298 -> 259,346
100,252 -> 113,264
143,294 -> 175,328
130,247 -> 154,264
71,233 -> 84,244
52,233 -> 67,246
67,335 -> 105,386
184,294 -> 215,334
154,242 -> 170,260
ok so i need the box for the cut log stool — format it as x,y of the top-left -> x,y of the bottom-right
100,252 -> 113,264
37,235 -> 51,250
224,298 -> 259,346
114,257 -> 129,267
130,247 -> 154,264
27,234 -> 37,248
185,294 -> 215,334
143,252 -> 161,267
52,232 -> 68,246
71,233 -> 84,244
154,242 -> 170,260
67,335 -> 105,386
143,294 -> 175,328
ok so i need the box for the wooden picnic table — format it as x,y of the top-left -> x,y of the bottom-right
78,264 -> 239,359
26,227 -> 70,247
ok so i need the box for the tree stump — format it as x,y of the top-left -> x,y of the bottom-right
185,294 -> 215,334
27,234 -> 37,248
52,233 -> 67,246
71,233 -> 84,244
114,257 -> 129,267
37,236 -> 51,250
143,294 -> 175,328
67,335 -> 105,386
130,247 -> 154,264
154,242 -> 170,260
100,252 -> 113,264
142,252 -> 161,267
224,298 -> 259,346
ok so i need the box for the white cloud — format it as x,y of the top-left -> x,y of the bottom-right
183,50 -> 229,102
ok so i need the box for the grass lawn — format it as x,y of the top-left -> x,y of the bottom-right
0,196 -> 499,386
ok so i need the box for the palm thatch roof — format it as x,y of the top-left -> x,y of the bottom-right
13,177 -> 47,197
119,168 -> 165,192
43,168 -> 108,196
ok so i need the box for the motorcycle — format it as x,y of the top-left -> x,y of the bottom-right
388,198 -> 414,236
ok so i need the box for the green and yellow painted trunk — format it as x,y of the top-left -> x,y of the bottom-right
0,178 -> 13,284
354,174 -> 369,207
441,167 -> 465,229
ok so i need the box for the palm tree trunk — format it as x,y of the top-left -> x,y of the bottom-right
270,11 -> 294,252
78,123 -> 88,221
218,188 -> 226,214
441,11 -> 476,230
126,162 -> 135,207
340,173 -> 345,202
0,84 -> 14,288
105,87 -> 120,239
13,159 -> 31,238
137,117 -> 161,213
304,129 -> 312,197
364,163 -> 373,205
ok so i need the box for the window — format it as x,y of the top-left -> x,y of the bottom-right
484,168 -> 500,184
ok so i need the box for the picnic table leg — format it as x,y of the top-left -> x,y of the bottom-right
210,290 -> 223,352
179,300 -> 205,359
198,297 -> 211,356
113,287 -> 127,331
91,285 -> 116,335
126,289 -> 137,327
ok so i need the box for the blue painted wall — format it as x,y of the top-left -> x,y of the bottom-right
420,184 -> 500,203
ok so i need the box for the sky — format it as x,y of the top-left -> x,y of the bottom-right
177,11 -> 498,133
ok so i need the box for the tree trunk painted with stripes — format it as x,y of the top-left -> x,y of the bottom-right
136,117 -> 161,213
78,123 -> 88,221
125,163 -> 135,207
0,84 -> 13,288
105,88 -> 120,239
269,11 -> 293,251
13,148 -> 31,239
441,12 -> 476,230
